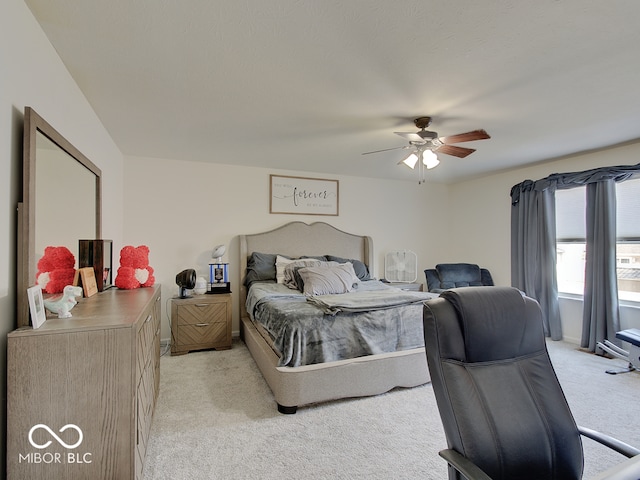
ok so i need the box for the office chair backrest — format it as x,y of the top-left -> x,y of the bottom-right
423,287 -> 584,480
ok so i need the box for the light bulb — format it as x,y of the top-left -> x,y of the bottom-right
422,150 -> 440,169
402,153 -> 419,169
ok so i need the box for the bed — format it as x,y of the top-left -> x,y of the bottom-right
239,221 -> 434,413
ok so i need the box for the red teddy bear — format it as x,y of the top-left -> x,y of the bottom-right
115,245 -> 155,289
35,246 -> 76,294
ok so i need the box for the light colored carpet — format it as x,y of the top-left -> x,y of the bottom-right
143,339 -> 640,480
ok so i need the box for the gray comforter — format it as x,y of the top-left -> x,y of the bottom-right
246,280 -> 438,367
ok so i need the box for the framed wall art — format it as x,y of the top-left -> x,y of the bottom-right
270,174 -> 339,216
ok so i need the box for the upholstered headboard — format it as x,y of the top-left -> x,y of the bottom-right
239,221 -> 374,318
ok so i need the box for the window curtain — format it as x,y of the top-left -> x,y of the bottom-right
511,180 -> 562,339
511,162 -> 640,346
582,179 -> 620,351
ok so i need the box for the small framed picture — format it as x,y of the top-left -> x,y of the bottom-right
27,285 -> 47,329
75,267 -> 99,298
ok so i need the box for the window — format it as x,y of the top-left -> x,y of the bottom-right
556,177 -> 640,301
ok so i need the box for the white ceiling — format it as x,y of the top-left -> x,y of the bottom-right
24,0 -> 640,184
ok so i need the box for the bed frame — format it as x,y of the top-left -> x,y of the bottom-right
239,221 -> 431,413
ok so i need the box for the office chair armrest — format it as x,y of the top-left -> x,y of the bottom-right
579,426 -> 640,458
439,449 -> 493,480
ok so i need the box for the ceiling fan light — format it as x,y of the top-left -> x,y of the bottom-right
402,153 -> 419,169
422,150 -> 440,169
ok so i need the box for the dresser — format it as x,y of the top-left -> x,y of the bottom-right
6,285 -> 161,480
170,293 -> 232,355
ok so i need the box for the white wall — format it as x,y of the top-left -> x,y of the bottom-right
123,155 -> 451,339
449,141 -> 640,343
125,142 -> 640,344
1,0 -> 125,471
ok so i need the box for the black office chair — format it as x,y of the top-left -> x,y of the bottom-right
423,286 -> 640,480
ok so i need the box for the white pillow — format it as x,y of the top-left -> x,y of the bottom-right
275,255 -> 321,284
297,263 -> 360,296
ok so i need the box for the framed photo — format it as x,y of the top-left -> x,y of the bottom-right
27,285 -> 47,329
75,267 -> 98,298
270,174 -> 339,216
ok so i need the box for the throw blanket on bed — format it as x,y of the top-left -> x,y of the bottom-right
307,288 -> 435,315
246,280 -> 438,367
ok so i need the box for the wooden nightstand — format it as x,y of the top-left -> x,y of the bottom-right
170,293 -> 232,355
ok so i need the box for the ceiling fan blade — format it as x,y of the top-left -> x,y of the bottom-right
439,129 -> 490,144
435,144 -> 476,158
394,132 -> 427,143
361,145 -> 409,155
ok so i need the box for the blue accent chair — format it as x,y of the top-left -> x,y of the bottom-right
425,263 -> 494,293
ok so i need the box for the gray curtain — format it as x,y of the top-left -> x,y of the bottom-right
582,179 -> 621,351
511,162 -> 640,345
511,180 -> 562,339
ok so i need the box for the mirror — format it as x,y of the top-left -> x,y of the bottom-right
17,107 -> 102,327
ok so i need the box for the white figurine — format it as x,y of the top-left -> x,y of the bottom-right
43,285 -> 83,318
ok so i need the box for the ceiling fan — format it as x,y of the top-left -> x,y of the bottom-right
362,117 -> 490,184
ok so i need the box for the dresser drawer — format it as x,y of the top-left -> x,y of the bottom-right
136,310 -> 156,380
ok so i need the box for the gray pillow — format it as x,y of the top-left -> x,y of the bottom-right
282,259 -> 324,289
245,252 -> 290,287
325,255 -> 371,280
298,263 -> 360,296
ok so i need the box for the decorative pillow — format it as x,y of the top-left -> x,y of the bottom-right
297,263 -> 360,296
282,259 -> 324,289
285,261 -> 341,291
325,255 -> 371,281
276,255 -> 318,284
245,252 -> 287,287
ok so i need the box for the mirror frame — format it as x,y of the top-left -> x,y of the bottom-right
17,107 -> 102,328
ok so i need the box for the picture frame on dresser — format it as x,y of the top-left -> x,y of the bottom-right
26,285 -> 46,329
75,266 -> 99,297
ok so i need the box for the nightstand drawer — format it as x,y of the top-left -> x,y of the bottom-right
177,322 -> 230,347
177,302 -> 226,325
